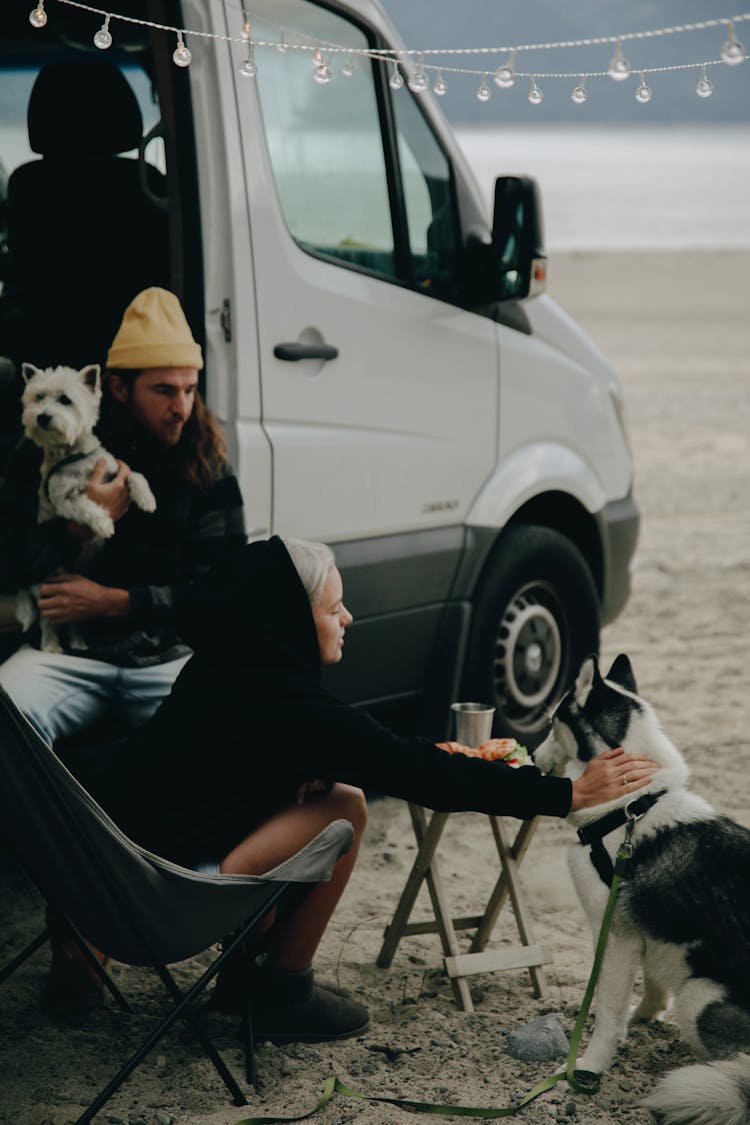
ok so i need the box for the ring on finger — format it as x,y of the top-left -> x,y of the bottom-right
622,775 -> 629,786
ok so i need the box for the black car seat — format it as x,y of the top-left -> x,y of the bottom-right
2,59 -> 170,373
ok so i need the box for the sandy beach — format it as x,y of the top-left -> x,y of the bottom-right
2,248 -> 749,1125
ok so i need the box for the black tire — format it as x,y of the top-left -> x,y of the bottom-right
461,525 -> 600,747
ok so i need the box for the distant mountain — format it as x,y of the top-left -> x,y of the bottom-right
378,0 -> 750,123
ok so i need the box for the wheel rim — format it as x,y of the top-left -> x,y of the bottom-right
493,582 -> 567,732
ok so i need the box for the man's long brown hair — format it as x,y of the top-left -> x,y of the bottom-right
99,369 -> 228,492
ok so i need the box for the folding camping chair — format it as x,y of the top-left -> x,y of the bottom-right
0,684 -> 354,1124
376,806 -> 549,1012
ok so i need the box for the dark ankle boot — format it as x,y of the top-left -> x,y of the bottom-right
44,904 -> 110,1015
250,963 -> 369,1044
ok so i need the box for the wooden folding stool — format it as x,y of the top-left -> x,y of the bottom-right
377,805 -> 550,1012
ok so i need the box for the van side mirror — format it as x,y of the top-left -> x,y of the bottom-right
464,175 -> 547,306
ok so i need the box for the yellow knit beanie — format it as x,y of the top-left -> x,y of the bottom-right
106,287 -> 203,371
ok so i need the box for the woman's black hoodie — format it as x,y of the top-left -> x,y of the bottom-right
85,536 -> 572,864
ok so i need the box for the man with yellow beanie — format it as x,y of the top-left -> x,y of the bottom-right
0,288 -> 246,1011
0,286 -> 245,750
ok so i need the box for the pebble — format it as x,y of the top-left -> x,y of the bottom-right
155,1114 -> 174,1125
505,1013 -> 570,1062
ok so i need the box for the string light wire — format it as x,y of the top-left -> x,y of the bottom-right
37,0 -> 750,90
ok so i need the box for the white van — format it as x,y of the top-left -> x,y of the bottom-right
0,0 -> 638,745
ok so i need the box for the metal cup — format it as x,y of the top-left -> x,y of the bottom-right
451,701 -> 495,747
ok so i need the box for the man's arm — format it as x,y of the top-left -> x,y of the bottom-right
128,465 -> 246,627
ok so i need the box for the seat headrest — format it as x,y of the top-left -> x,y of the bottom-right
28,60 -> 143,157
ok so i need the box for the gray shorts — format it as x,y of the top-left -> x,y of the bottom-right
192,859 -> 221,876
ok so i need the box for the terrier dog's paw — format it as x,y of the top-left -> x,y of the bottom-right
127,472 -> 157,514
39,619 -> 63,654
15,590 -> 37,632
86,509 -> 116,539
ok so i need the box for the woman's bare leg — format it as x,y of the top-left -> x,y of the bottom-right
220,783 -> 367,971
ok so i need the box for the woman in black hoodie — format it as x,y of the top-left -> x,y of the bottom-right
86,535 -> 656,1042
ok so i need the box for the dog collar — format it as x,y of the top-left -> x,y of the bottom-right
577,789 -> 667,887
43,448 -> 99,500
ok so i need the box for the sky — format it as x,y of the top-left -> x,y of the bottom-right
377,1 -> 750,124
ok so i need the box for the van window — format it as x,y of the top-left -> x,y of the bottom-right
392,89 -> 458,299
251,0 -> 396,281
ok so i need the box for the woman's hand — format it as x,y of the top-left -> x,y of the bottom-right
569,747 -> 657,812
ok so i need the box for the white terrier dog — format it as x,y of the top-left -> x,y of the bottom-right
17,362 -> 156,652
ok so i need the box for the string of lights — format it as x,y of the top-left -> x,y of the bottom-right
28,0 -> 748,106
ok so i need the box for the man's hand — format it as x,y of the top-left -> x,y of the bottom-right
69,459 -> 132,541
569,747 -> 657,812
38,574 -> 130,624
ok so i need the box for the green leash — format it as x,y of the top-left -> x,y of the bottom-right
236,829 -> 635,1124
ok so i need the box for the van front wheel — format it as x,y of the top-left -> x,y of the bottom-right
461,526 -> 600,748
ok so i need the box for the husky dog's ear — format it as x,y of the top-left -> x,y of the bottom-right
605,653 -> 637,694
21,363 -> 41,384
574,654 -> 601,707
79,364 -> 102,393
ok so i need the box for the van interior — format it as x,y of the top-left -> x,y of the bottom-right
0,0 -> 200,478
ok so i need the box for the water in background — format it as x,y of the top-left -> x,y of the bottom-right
455,125 -> 750,252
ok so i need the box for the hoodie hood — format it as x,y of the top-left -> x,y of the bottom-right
174,536 -> 321,676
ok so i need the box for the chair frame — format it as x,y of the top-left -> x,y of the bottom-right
0,684 -> 349,1124
1,843 -> 290,1124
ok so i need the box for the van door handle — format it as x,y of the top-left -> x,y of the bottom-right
273,342 -> 339,362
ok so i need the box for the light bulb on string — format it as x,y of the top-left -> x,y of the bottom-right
477,74 -> 491,103
238,20 -> 255,75
721,22 -> 745,66
29,2 -> 47,28
239,44 -> 257,78
528,78 -> 543,105
314,57 -> 333,84
493,51 -> 516,88
571,76 -> 588,104
408,54 -> 428,93
608,40 -> 631,81
635,72 -> 652,103
696,64 -> 713,97
341,56 -> 355,78
433,70 -> 447,96
93,14 -> 112,49
173,31 -> 192,67
277,27 -> 289,53
388,59 -> 403,90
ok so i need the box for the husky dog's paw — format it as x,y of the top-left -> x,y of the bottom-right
578,1043 -> 617,1075
127,471 -> 157,514
630,998 -> 668,1024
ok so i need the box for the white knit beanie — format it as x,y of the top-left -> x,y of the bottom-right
106,287 -> 203,371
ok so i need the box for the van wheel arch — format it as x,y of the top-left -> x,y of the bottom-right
461,524 -> 600,748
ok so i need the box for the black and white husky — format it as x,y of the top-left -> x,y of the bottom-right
535,654 -> 750,1125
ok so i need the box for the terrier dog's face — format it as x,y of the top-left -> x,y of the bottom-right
21,364 -> 102,449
